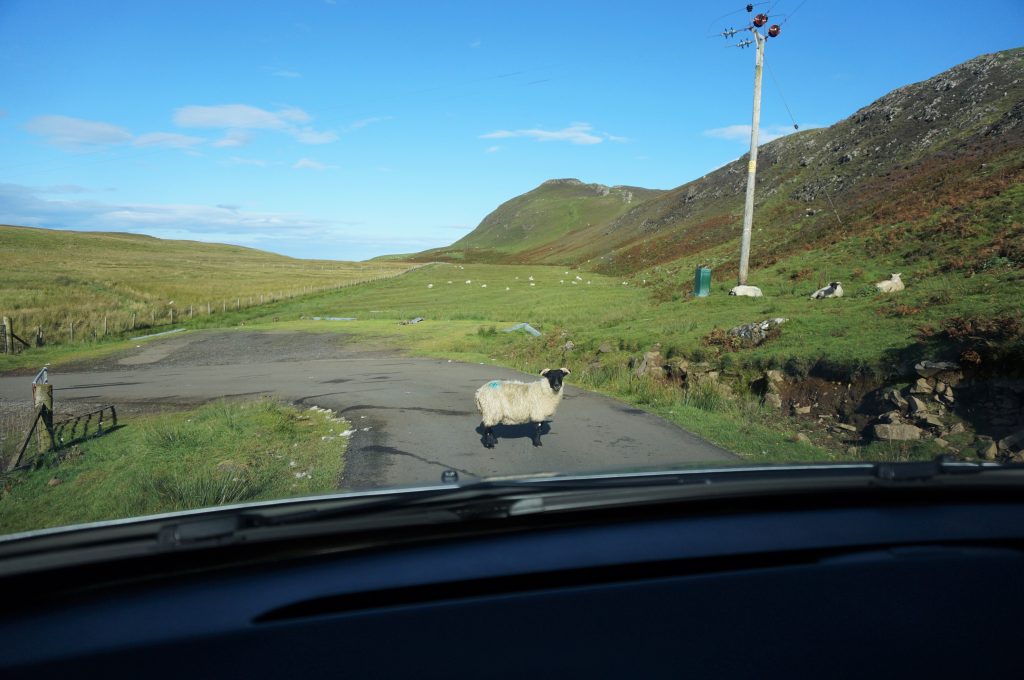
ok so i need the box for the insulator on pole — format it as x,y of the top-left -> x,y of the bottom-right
767,24 -> 781,37
753,13 -> 768,27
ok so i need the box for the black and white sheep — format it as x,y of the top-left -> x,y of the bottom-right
810,281 -> 843,299
475,368 -> 570,448
875,272 -> 904,293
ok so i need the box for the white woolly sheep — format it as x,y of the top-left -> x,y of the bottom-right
427,284 -> 433,289
811,281 -> 843,299
729,285 -> 763,297
475,368 -> 570,448
875,272 -> 904,293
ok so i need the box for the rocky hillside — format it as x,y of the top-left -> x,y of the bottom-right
416,48 -> 1023,276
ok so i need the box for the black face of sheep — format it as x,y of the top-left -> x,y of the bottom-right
541,367 -> 570,394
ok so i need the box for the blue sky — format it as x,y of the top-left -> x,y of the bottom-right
0,0 -> 1020,261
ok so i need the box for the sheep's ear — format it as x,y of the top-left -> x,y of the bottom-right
560,367 -> 571,375
540,368 -> 550,376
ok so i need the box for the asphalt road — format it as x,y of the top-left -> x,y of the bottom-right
0,331 -> 735,489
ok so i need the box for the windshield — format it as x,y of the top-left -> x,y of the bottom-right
1,0 -> 1022,537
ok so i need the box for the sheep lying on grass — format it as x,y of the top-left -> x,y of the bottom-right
475,368 -> 570,448
875,272 -> 904,293
811,281 -> 843,299
729,285 -> 763,297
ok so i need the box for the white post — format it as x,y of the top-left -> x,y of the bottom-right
738,30 -> 765,286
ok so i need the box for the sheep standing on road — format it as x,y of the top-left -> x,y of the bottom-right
811,281 -> 843,299
729,285 -> 763,298
875,273 -> 904,293
475,368 -> 570,448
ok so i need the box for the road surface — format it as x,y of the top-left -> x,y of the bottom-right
0,331 -> 735,489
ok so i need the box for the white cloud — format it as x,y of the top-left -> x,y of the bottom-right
347,116 -> 393,131
292,158 -> 337,170
174,104 -> 333,144
703,123 -> 811,144
133,132 -> 205,148
24,115 -> 133,150
292,127 -> 339,144
479,122 -> 610,145
212,130 -> 252,148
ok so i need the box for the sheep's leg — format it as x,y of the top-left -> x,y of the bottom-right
532,421 -> 543,447
482,424 -> 496,448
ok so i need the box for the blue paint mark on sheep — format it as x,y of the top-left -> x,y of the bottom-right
488,381 -> 501,389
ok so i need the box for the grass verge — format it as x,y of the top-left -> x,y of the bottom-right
0,399 -> 349,536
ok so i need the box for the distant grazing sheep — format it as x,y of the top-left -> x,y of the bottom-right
875,273 -> 904,293
475,368 -> 570,448
729,285 -> 763,297
811,282 -> 843,299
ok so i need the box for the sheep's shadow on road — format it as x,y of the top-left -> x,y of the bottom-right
475,421 -> 552,448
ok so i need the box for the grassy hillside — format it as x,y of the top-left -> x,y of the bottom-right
411,179 -> 664,264
0,225 -> 414,344
411,48 -> 1023,285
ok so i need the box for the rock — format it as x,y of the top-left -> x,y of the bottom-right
563,340 -> 575,351
727,318 -> 788,347
764,392 -> 783,410
934,438 -> 949,448
47,478 -> 62,487
947,422 -> 966,435
834,423 -> 858,432
792,433 -> 811,444
886,389 -> 909,410
597,342 -> 614,354
916,413 -> 945,430
935,381 -> 947,394
908,396 -> 929,414
977,441 -> 998,460
909,378 -> 933,395
633,350 -> 665,380
794,405 -> 812,415
879,411 -> 902,424
999,428 -> 1024,453
847,447 -> 858,455
915,360 -> 960,378
765,369 -> 785,384
873,423 -> 924,441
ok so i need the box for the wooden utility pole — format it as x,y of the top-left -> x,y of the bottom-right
738,30 -> 765,286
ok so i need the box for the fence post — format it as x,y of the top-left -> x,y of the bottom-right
131,312 -> 136,330
103,316 -> 108,336
69,320 -> 74,343
222,300 -> 226,313
32,382 -> 54,454
170,307 -> 175,324
207,302 -> 211,315
189,305 -> 193,319
2,317 -> 11,354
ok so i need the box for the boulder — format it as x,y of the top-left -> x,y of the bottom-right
947,422 -> 966,435
597,342 -> 614,354
908,396 -> 930,414
633,350 -> 665,379
792,433 -> 811,444
765,369 -> 785,385
793,405 -> 811,415
916,413 -> 945,430
914,360 -> 960,379
872,423 -> 924,441
727,318 -> 788,347
909,378 -> 934,395
886,389 -> 909,410
834,423 -> 858,432
999,429 -> 1024,454
764,392 -> 783,410
977,441 -> 998,460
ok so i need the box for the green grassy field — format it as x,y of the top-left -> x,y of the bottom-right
0,399 -> 349,535
0,224 -> 414,347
